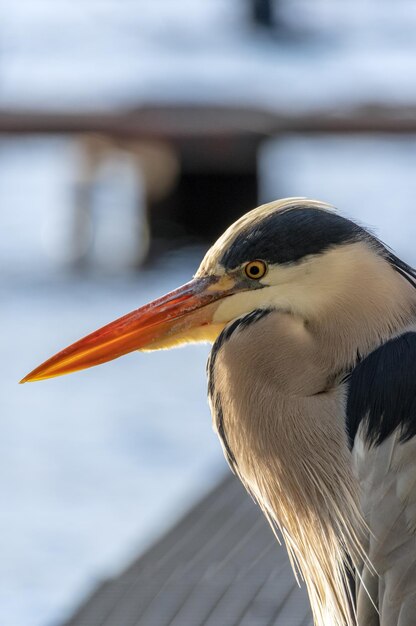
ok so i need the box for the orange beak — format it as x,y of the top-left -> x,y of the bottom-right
20,275 -> 236,383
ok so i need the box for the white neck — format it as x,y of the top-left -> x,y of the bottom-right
209,264 -> 416,626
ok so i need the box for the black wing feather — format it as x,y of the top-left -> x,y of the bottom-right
346,332 -> 416,448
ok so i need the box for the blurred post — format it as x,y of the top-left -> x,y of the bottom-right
250,0 -> 274,28
73,135 -> 179,271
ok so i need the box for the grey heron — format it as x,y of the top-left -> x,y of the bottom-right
21,198 -> 416,626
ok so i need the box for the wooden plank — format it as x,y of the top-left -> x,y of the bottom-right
127,496 -> 258,625
238,565 -> 296,626
270,583 -> 314,626
63,474 -> 313,626
101,483 -> 253,625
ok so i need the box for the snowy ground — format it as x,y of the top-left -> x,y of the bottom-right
0,0 -> 416,111
2,269 -> 225,626
2,270 -> 227,626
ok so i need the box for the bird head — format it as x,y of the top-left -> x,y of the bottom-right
21,197 -> 416,383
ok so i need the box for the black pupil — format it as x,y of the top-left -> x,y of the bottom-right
249,265 -> 260,276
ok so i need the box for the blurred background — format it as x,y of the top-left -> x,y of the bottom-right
2,1 -> 416,625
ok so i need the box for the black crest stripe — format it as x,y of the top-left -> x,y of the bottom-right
220,207 -> 367,269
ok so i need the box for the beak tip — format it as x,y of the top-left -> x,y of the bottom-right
19,371 -> 41,384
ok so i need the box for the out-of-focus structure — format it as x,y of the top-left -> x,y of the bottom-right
2,0 -> 416,269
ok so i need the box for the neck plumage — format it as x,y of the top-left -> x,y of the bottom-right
209,259 -> 416,626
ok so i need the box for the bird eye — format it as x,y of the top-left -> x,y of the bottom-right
244,260 -> 267,280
